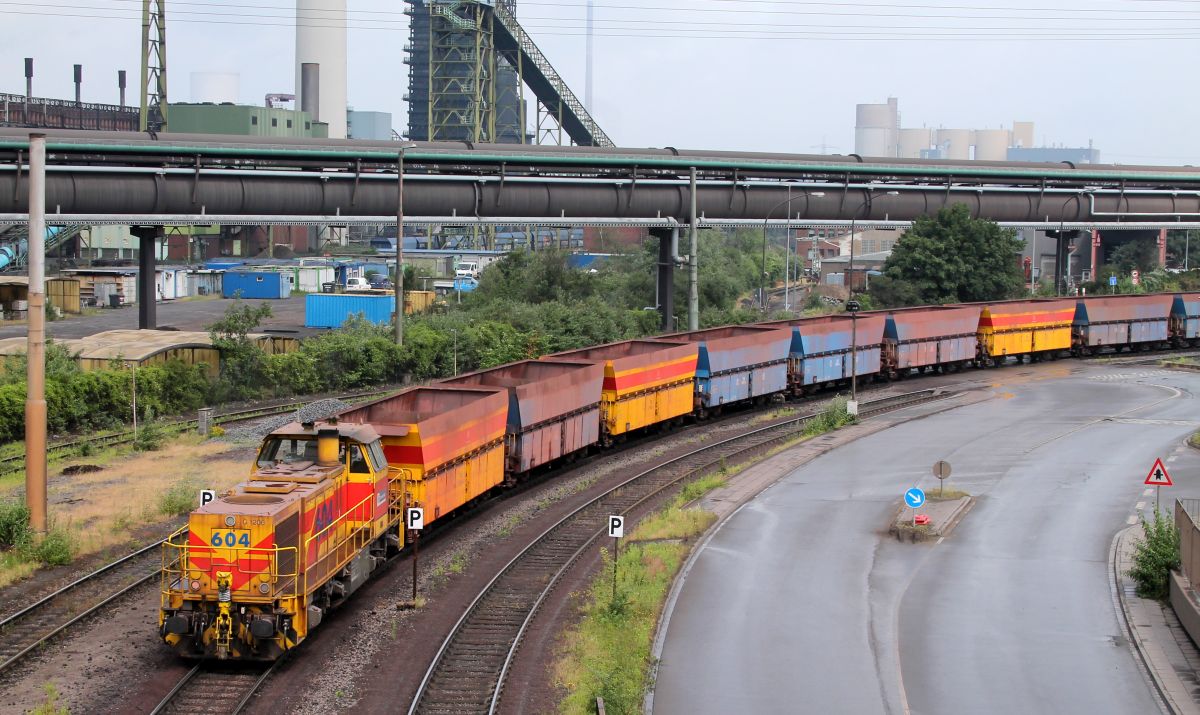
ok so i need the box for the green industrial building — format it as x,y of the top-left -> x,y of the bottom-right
166,103 -> 328,138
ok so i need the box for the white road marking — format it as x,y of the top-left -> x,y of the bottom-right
1168,456 -> 1179,463
1136,501 -> 1147,511
937,537 -> 945,544
1144,488 -> 1154,496
1127,515 -> 1139,525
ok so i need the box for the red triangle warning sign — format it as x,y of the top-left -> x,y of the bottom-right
1145,458 -> 1174,487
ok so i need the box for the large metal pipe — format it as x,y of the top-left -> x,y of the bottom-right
25,133 -> 47,535
3,171 -> 1199,224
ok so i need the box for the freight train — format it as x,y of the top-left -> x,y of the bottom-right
159,292 -> 1200,660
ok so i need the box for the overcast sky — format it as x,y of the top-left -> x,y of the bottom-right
5,0 -> 1200,164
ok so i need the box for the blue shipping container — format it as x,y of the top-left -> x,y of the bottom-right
223,271 -> 291,300
306,294 -> 394,329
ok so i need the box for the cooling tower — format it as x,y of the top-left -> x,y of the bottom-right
295,0 -> 347,138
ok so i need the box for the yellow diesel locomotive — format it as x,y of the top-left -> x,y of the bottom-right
159,420 -> 401,660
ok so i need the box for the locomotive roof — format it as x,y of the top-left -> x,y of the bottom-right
267,421 -> 387,443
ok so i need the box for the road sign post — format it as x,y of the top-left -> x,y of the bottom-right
932,460 -> 952,498
407,507 -> 424,603
608,515 -> 624,604
1144,458 -> 1174,513
904,487 -> 926,526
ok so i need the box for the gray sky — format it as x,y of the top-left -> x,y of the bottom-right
5,0 -> 1200,164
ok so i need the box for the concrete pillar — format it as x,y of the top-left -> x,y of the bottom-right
1159,228 -> 1168,267
653,228 -> 674,332
1090,230 -> 1101,277
132,226 -> 159,329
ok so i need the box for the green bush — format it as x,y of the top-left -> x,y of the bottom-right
22,528 -> 74,566
134,415 -> 169,452
1129,509 -> 1181,600
0,500 -> 31,550
159,481 -> 198,517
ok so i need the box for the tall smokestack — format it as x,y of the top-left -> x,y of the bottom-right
118,70 -> 127,108
24,58 -> 32,99
295,0 -> 347,138
301,63 -> 320,121
73,64 -> 82,105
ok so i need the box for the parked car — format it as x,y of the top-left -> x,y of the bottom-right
345,276 -> 373,292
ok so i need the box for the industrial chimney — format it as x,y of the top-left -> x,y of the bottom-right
295,0 -> 347,138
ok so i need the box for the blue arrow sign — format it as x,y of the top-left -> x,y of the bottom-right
904,487 -> 926,509
1109,275 -> 1118,286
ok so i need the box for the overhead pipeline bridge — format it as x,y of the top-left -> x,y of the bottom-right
7,128 -> 1200,328
3,129 -> 1200,231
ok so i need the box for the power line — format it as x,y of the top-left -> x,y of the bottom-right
8,8 -> 1200,40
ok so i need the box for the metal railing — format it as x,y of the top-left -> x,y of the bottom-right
1176,499 -> 1200,586
161,528 -> 298,606
300,492 -> 378,597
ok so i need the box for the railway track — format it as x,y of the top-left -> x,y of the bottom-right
150,662 -> 276,715
0,540 -> 163,675
407,388 -> 948,715
0,389 -> 388,477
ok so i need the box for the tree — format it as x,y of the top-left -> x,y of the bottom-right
869,204 -> 1024,307
1108,239 -> 1160,274
207,299 -> 273,400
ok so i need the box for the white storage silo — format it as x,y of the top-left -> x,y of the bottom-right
973,129 -> 1011,161
935,128 -> 972,161
295,0 -> 347,138
1012,121 -> 1034,149
855,100 -> 898,158
897,128 -> 933,159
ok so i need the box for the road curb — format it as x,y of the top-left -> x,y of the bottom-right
1111,526 -> 1176,715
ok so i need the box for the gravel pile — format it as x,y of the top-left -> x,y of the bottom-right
219,398 -> 352,443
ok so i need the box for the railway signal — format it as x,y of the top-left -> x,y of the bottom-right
1144,458 -> 1173,512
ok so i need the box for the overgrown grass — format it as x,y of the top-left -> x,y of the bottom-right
803,397 -> 856,437
927,488 -> 971,502
1190,430 -> 1200,450
28,682 -> 68,715
1129,508 -> 1181,600
158,480 -> 200,517
554,475 -> 729,714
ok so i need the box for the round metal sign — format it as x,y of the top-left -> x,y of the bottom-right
932,460 -> 952,480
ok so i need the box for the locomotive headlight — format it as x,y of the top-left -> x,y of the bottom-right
225,515 -> 236,527
189,580 -> 201,592
259,582 -> 271,594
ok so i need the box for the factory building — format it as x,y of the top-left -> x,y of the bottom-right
854,98 -> 1097,162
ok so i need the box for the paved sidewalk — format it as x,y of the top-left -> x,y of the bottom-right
1115,526 -> 1200,715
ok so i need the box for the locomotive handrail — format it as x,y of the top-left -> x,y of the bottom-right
161,534 -> 299,598
300,492 -> 377,599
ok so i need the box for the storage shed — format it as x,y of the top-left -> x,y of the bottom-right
46,277 -> 82,314
223,271 -> 292,300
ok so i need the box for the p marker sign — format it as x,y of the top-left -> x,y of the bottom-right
199,489 -> 216,508
406,507 -> 425,531
608,515 -> 624,538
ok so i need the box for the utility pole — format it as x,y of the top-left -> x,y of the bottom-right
25,133 -> 47,535
688,167 -> 699,330
395,148 -> 406,345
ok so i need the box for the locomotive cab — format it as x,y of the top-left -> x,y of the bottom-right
159,421 -> 397,660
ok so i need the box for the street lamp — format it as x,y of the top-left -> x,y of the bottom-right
762,189 -> 826,311
846,189 -> 899,414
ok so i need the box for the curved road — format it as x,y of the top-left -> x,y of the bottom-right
651,364 -> 1200,714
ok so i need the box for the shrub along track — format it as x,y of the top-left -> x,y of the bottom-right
406,389 -> 950,715
0,389 -> 390,478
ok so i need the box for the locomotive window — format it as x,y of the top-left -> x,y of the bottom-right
349,445 -> 370,474
367,440 -> 388,470
256,438 -> 316,468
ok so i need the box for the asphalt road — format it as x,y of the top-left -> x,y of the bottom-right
651,363 -> 1200,714
0,295 -> 312,340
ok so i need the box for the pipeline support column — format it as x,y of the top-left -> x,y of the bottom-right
653,228 -> 675,332
132,226 -> 160,329
25,133 -> 47,534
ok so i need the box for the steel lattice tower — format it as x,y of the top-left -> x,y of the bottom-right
139,0 -> 168,132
